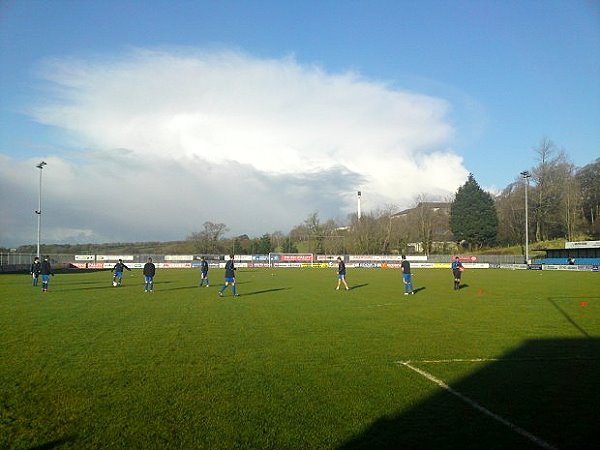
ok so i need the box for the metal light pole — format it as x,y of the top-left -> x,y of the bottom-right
35,161 -> 47,258
357,190 -> 362,220
520,171 -> 531,264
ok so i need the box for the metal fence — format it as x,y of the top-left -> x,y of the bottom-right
0,253 -> 178,273
1,252 -> 529,273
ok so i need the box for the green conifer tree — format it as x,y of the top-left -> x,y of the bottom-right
450,174 -> 498,249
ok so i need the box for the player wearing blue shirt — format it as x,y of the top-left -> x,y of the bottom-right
112,259 -> 131,286
401,255 -> 414,295
451,257 -> 464,290
219,255 -> 238,297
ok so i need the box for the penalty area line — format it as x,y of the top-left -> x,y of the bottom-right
398,361 -> 558,450
398,356 -> 597,364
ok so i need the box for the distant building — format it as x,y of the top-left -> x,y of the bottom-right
539,240 -> 600,265
393,202 -> 456,254
392,202 -> 451,218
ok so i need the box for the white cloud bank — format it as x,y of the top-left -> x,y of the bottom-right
1,49 -> 468,246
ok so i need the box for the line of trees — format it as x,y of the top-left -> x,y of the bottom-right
495,140 -> 599,251
183,139 -> 596,256
11,140 -> 598,257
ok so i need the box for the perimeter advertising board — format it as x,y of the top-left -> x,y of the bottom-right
278,254 -> 313,262
565,241 -> 600,249
96,255 -> 134,261
165,255 -> 194,261
542,264 -> 596,271
349,255 -> 428,261
74,255 -> 95,261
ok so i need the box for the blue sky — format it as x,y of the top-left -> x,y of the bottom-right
1,0 -> 599,246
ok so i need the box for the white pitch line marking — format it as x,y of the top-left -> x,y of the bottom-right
399,361 -> 558,450
398,356 -> 597,364
402,358 -> 501,364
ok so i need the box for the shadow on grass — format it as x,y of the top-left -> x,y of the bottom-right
412,286 -> 426,294
160,285 -> 201,292
28,435 -> 77,450
238,287 -> 291,297
60,285 -> 116,292
338,338 -> 600,450
59,280 -> 174,292
547,298 -> 592,338
210,280 -> 252,286
53,279 -> 108,286
458,283 -> 469,290
55,268 -> 111,275
350,284 -> 369,290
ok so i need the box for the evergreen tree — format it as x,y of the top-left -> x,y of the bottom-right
255,234 -> 273,254
450,174 -> 498,249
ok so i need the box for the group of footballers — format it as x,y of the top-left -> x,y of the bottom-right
30,254 -> 465,294
28,254 -> 237,296
338,254 -> 464,295
110,258 -> 156,292
29,255 -> 53,292
399,255 -> 465,294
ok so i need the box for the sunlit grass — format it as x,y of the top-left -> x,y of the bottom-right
1,268 -> 598,449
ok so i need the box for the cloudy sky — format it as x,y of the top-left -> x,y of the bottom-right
1,1 -> 598,247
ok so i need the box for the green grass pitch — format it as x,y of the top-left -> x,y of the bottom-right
1,268 -> 599,449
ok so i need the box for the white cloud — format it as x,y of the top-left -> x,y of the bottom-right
1,48 -> 469,246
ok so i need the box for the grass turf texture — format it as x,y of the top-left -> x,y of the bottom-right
1,268 -> 599,449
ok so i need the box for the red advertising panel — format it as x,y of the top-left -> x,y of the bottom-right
455,256 -> 477,262
279,254 -> 313,262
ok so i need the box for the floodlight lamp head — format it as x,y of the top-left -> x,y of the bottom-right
520,170 -> 531,179
36,161 -> 47,169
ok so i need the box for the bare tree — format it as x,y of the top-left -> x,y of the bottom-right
576,158 -> 600,237
346,212 -> 381,254
187,221 -> 229,253
533,144 -> 583,240
560,162 -> 583,240
412,195 -> 436,255
304,211 -> 324,254
270,230 -> 284,252
375,204 -> 398,254
495,180 -> 526,249
532,138 -> 569,241
321,219 -> 345,254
